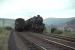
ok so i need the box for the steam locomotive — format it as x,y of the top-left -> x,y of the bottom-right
15,15 -> 45,33
15,18 -> 25,32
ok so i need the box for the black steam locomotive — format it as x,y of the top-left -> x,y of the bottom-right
15,15 -> 45,33
15,18 -> 25,32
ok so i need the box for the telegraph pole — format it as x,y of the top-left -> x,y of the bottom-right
2,18 -> 4,31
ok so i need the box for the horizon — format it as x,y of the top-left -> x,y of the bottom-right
0,16 -> 75,20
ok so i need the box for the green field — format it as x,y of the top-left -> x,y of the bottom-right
44,27 -> 75,38
0,29 -> 10,50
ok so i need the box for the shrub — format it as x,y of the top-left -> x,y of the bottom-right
51,27 -> 56,33
5,27 -> 12,30
54,30 -> 63,34
0,29 -> 3,33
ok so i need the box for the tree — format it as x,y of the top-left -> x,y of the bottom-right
51,27 -> 56,33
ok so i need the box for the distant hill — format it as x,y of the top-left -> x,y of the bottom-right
43,17 -> 75,26
0,18 -> 15,28
43,17 -> 75,32
67,18 -> 75,25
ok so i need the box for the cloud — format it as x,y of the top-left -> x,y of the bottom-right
0,0 -> 75,19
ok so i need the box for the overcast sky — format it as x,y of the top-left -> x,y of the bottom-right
0,0 -> 75,19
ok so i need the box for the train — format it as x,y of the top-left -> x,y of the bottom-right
15,15 -> 45,33
15,18 -> 25,32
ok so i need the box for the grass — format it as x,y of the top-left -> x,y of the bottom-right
0,29 -> 10,50
60,32 -> 75,38
44,28 -> 75,38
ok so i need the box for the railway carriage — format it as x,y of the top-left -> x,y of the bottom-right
15,18 -> 25,32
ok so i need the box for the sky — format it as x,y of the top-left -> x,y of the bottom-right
0,0 -> 75,19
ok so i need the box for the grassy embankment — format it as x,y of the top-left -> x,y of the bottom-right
0,28 -> 10,50
44,28 -> 75,38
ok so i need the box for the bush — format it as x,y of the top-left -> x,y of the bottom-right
51,27 -> 57,33
0,27 -> 4,33
5,27 -> 12,30
54,30 -> 63,34
64,29 -> 71,32
0,29 -> 3,33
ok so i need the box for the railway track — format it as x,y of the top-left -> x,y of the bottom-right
45,34 -> 75,42
25,32 -> 75,50
9,31 -> 75,50
16,32 -> 45,50
27,32 -> 75,50
18,32 -> 72,50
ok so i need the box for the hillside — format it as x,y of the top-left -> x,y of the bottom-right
43,18 -> 74,26
67,18 -> 75,25
0,18 -> 15,28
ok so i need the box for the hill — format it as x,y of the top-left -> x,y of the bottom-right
0,18 -> 15,28
43,18 -> 75,26
67,18 -> 75,25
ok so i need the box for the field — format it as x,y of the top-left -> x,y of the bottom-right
0,29 -> 10,50
58,31 -> 75,38
44,27 -> 75,38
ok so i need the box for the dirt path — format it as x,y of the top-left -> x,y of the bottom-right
8,31 -> 19,50
8,31 -> 30,50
